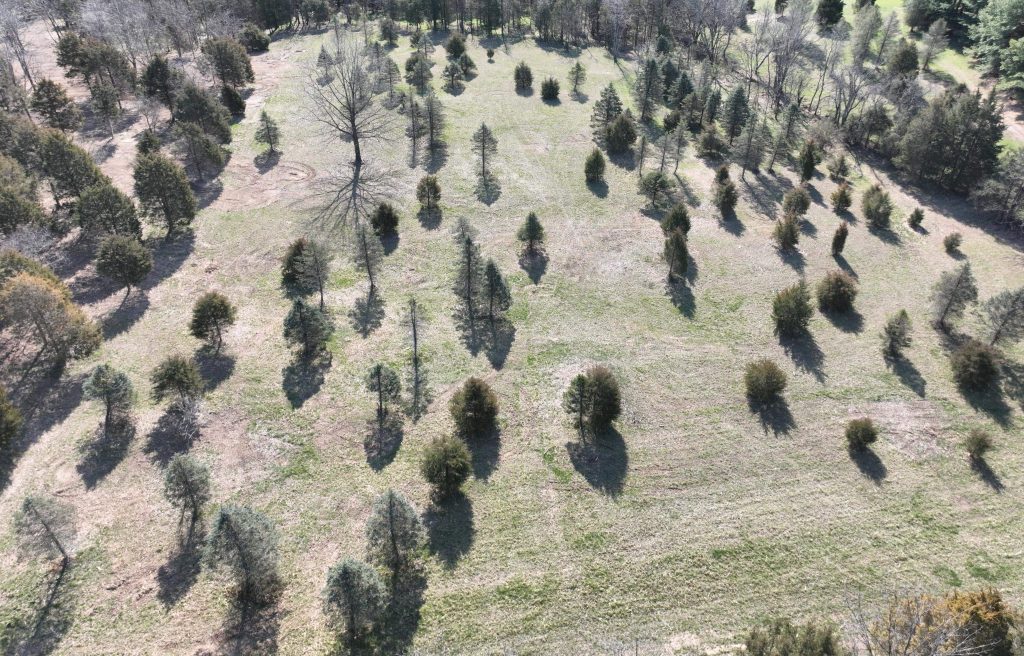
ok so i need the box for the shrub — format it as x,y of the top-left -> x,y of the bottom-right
944,232 -> 962,253
514,61 -> 532,90
781,187 -> 811,217
220,84 -> 245,116
943,589 -> 1014,656
584,148 -> 605,183
831,221 -> 849,255
862,184 -> 893,229
798,140 -> 817,181
744,358 -> 787,402
908,207 -> 924,228
747,618 -> 843,656
639,171 -> 673,206
190,291 -> 237,353
417,175 -> 441,211
845,417 -> 878,451
370,202 -> 399,237
540,77 -> 560,101
816,270 -> 857,312
605,113 -> 636,154
151,354 -> 204,403
714,180 -> 739,214
95,236 -> 153,294
420,435 -> 472,498
696,127 -> 728,158
951,339 -> 999,390
661,203 -> 690,234
239,23 -> 270,52
826,154 -> 849,181
449,377 -> 498,438
772,281 -> 813,337
714,165 -> 730,185
445,33 -> 466,59
773,214 -> 800,250
663,109 -> 681,133
831,182 -> 852,213
880,309 -> 912,358
963,428 -> 992,460
486,48 -> 495,60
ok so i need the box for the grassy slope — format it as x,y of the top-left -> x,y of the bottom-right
2,25 -> 1024,656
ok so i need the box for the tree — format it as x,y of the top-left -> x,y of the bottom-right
514,61 -> 532,91
421,434 -> 471,498
365,489 -> 424,581
591,84 -> 623,138
370,203 -> 399,237
417,175 -> 441,213
862,184 -> 893,229
90,82 -> 120,139
84,364 -> 133,436
307,37 -> 391,169
664,228 -> 688,281
453,233 -> 484,339
633,57 -> 662,123
735,120 -> 768,178
133,153 -> 197,235
723,87 -> 748,144
782,187 -> 811,217
255,111 -> 281,154
471,122 -> 498,182
832,221 -> 849,255
517,212 -> 545,256
241,24 -> 271,52
851,4 -> 882,63
31,79 -> 81,133
201,38 -> 254,87
323,559 -> 386,644
205,505 -> 279,602
908,208 -> 925,229
190,292 -> 237,354
95,236 -> 152,297
568,62 -> 586,95
930,263 -> 978,329
585,148 -> 605,183
846,417 -> 878,451
831,184 -> 852,213
164,454 -> 212,532
78,182 -> 141,238
772,281 -> 813,337
952,339 -> 999,390
174,122 -> 225,182
39,130 -> 106,207
294,240 -> 334,310
816,271 -> 858,312
973,149 -> 1024,229
881,309 -> 913,359
283,298 -> 334,358
541,77 -> 560,101
423,93 -> 445,153
352,224 -> 384,297
450,377 -> 498,438
774,214 -> 800,250
816,0 -> 844,26
142,55 -> 182,112
562,366 -> 621,433
0,384 -> 22,455
798,141 -> 817,181
151,355 -> 204,403
483,259 -> 511,324
747,618 -> 842,656
605,113 -> 637,154
887,39 -> 919,78
445,33 -> 466,59
13,495 -> 76,567
365,363 -> 401,430
921,19 -> 949,69
173,84 -> 232,144
442,62 -> 463,91
981,287 -> 1024,347
0,273 -> 101,363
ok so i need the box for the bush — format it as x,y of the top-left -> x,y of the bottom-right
281,237 -> 308,287
486,48 -> 495,60
781,187 -> 810,217
417,175 -> 441,210
845,417 -> 878,451
449,377 -> 498,438
944,232 -> 962,253
540,77 -> 560,101
714,180 -> 738,214
420,435 -> 471,498
880,309 -> 912,358
951,339 -> 999,390
663,109 -> 681,132
826,154 -> 849,181
371,202 -> 399,237
584,148 -> 605,183
862,184 -> 893,229
696,127 -> 728,158
220,84 -> 245,116
605,113 -> 636,154
831,182 -> 852,213
239,23 -> 270,52
831,221 -> 849,255
816,270 -> 858,312
772,281 -> 813,337
514,62 -> 532,90
964,428 -> 992,460
744,358 -> 787,402
747,618 -> 843,656
773,214 -> 799,250
661,203 -> 690,234
908,207 -> 924,228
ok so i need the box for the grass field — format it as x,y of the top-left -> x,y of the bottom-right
2,21 -> 1024,656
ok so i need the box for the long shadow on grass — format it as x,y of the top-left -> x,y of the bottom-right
483,319 -> 515,370
886,355 -> 927,397
143,405 -> 200,467
566,427 -> 627,496
216,596 -> 282,656
364,413 -> 404,471
424,144 -> 448,174
423,493 -> 474,569
747,397 -> 795,437
666,279 -> 695,317
849,447 -> 887,484
960,383 -> 1013,429
157,526 -> 204,608
102,291 -> 150,339
780,334 -> 826,383
832,253 -> 857,278
417,206 -> 442,229
349,292 -> 385,337
718,209 -> 745,236
4,559 -> 76,656
776,246 -> 806,272
822,308 -> 864,334
519,251 -> 548,284
467,425 -> 501,481
282,353 -> 331,410
475,174 -> 501,205
76,416 -> 135,489
970,456 -> 1005,493
375,567 -> 427,655
196,350 -> 236,392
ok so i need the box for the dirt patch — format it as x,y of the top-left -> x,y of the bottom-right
200,409 -> 292,494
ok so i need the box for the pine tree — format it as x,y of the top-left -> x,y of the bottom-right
133,153 -> 197,235
453,234 -> 484,338
31,79 -> 82,132
95,235 -> 153,297
591,84 -> 623,138
365,363 -> 401,429
84,364 -> 134,436
164,454 -> 212,532
832,221 -> 849,255
13,495 -> 76,566
736,119 -> 768,178
77,182 -> 141,238
420,435 -> 471,498
254,110 -> 281,154
471,122 -> 498,181
981,287 -> 1024,347
633,58 -> 663,122
568,62 -> 587,95
483,259 -> 511,323
664,227 -> 688,280
295,240 -> 334,310
283,298 -> 334,357
205,505 -> 279,602
930,263 -> 978,329
517,212 -> 545,256
880,309 -> 913,358
423,92 -> 445,152
190,292 -> 237,354
151,355 -> 205,403
798,141 -> 817,181
174,122 -> 225,182
323,559 -> 386,644
816,0 -> 845,27
585,147 -> 606,182
723,87 -> 749,144
365,489 -> 424,582
352,225 -> 384,297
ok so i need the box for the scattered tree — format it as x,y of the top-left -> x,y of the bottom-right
568,62 -> 586,95
151,355 -> 204,403
31,79 -> 81,132
816,270 -> 858,313
450,377 -> 498,438
417,175 -> 441,213
517,212 -> 545,256
352,224 -> 384,296
190,292 -> 237,354
366,363 -> 401,431
951,339 -> 999,390
421,434 -> 472,498
963,428 -> 992,461
981,287 -> 1024,347
831,183 -> 852,213
283,298 -> 334,358
562,365 -> 621,433
862,184 -> 893,229
744,358 -> 787,402
205,505 -> 279,602
255,110 -> 281,154
84,364 -> 133,436
832,221 -> 849,255
164,454 -> 212,532
541,77 -> 560,101
514,61 -> 532,91
365,489 -> 424,581
78,182 -> 141,238
845,417 -> 878,451
95,235 -> 152,297
772,281 -> 814,337
471,122 -> 498,182
881,309 -> 913,359
13,495 -> 76,566
323,559 -> 386,645
133,153 -> 197,235
930,263 -> 978,329
664,228 -> 688,280
584,147 -> 605,183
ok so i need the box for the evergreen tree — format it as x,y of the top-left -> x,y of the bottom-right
254,110 -> 281,154
371,202 -> 399,237
514,61 -> 533,90
772,281 -> 814,337
735,119 -> 768,178
591,84 -> 623,138
173,122 -> 225,181
205,505 -> 279,602
365,489 -> 424,581
981,287 -> 1024,347
517,212 -> 545,256
585,147 -> 606,182
151,355 -> 205,403
930,263 -> 978,329
633,57 -> 663,122
723,87 -> 749,144
704,88 -> 722,124
78,182 -> 141,238
568,62 -> 587,95
95,235 -> 153,296
190,292 -> 237,354
443,62 -> 463,91
798,141 -> 817,181
13,495 -> 76,566
453,233 -> 484,338
133,153 -> 197,235
471,122 -> 498,181
421,435 -> 471,498
323,559 -> 386,644
294,240 -> 334,310
832,221 -> 849,255
84,364 -> 134,436
417,175 -> 441,212
450,377 -> 499,437
31,79 -> 82,133
483,259 -> 511,323
39,131 -> 105,206
164,454 -> 212,532
283,298 -> 334,357
605,112 -> 637,154
880,309 -> 913,358
173,84 -> 232,144
90,82 -> 120,139
423,92 -> 445,152
664,227 -> 688,280
352,224 -> 384,296
662,203 -> 691,234
562,366 -> 621,432
816,0 -> 845,27
201,37 -> 255,87
365,363 -> 401,429
142,55 -> 182,112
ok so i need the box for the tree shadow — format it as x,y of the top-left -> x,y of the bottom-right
474,174 -> 501,205
195,350 -> 237,391
1001,360 -> 1024,413
349,291 -> 385,337
157,526 -> 204,608
542,96 -> 561,106
747,397 -> 796,436
363,412 -> 404,471
822,307 -> 864,334
519,251 -> 548,284
254,149 -> 281,173
832,253 -> 857,278
76,416 -> 135,490
215,596 -> 282,656
193,177 -> 224,210
849,447 -> 887,484
466,424 -> 501,481
886,356 -> 927,397
515,87 -> 534,97
69,270 -> 119,305
281,353 -> 331,410
868,223 -> 902,245
425,144 -> 448,174
780,333 -> 826,383
416,206 -> 442,229
566,427 -> 628,496
970,456 -> 1005,493
4,559 -> 76,656
143,404 -> 200,467
776,246 -> 806,272
744,172 -> 791,216
375,567 -> 427,655
380,232 -> 400,255
423,493 -> 475,569
587,179 -> 608,198
718,209 -> 745,236
666,279 -> 695,318
798,217 -> 818,237
102,291 -> 151,339
608,150 -> 637,171
572,91 -> 589,103
482,318 -> 516,369
960,384 -> 1013,429
144,231 -> 196,290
